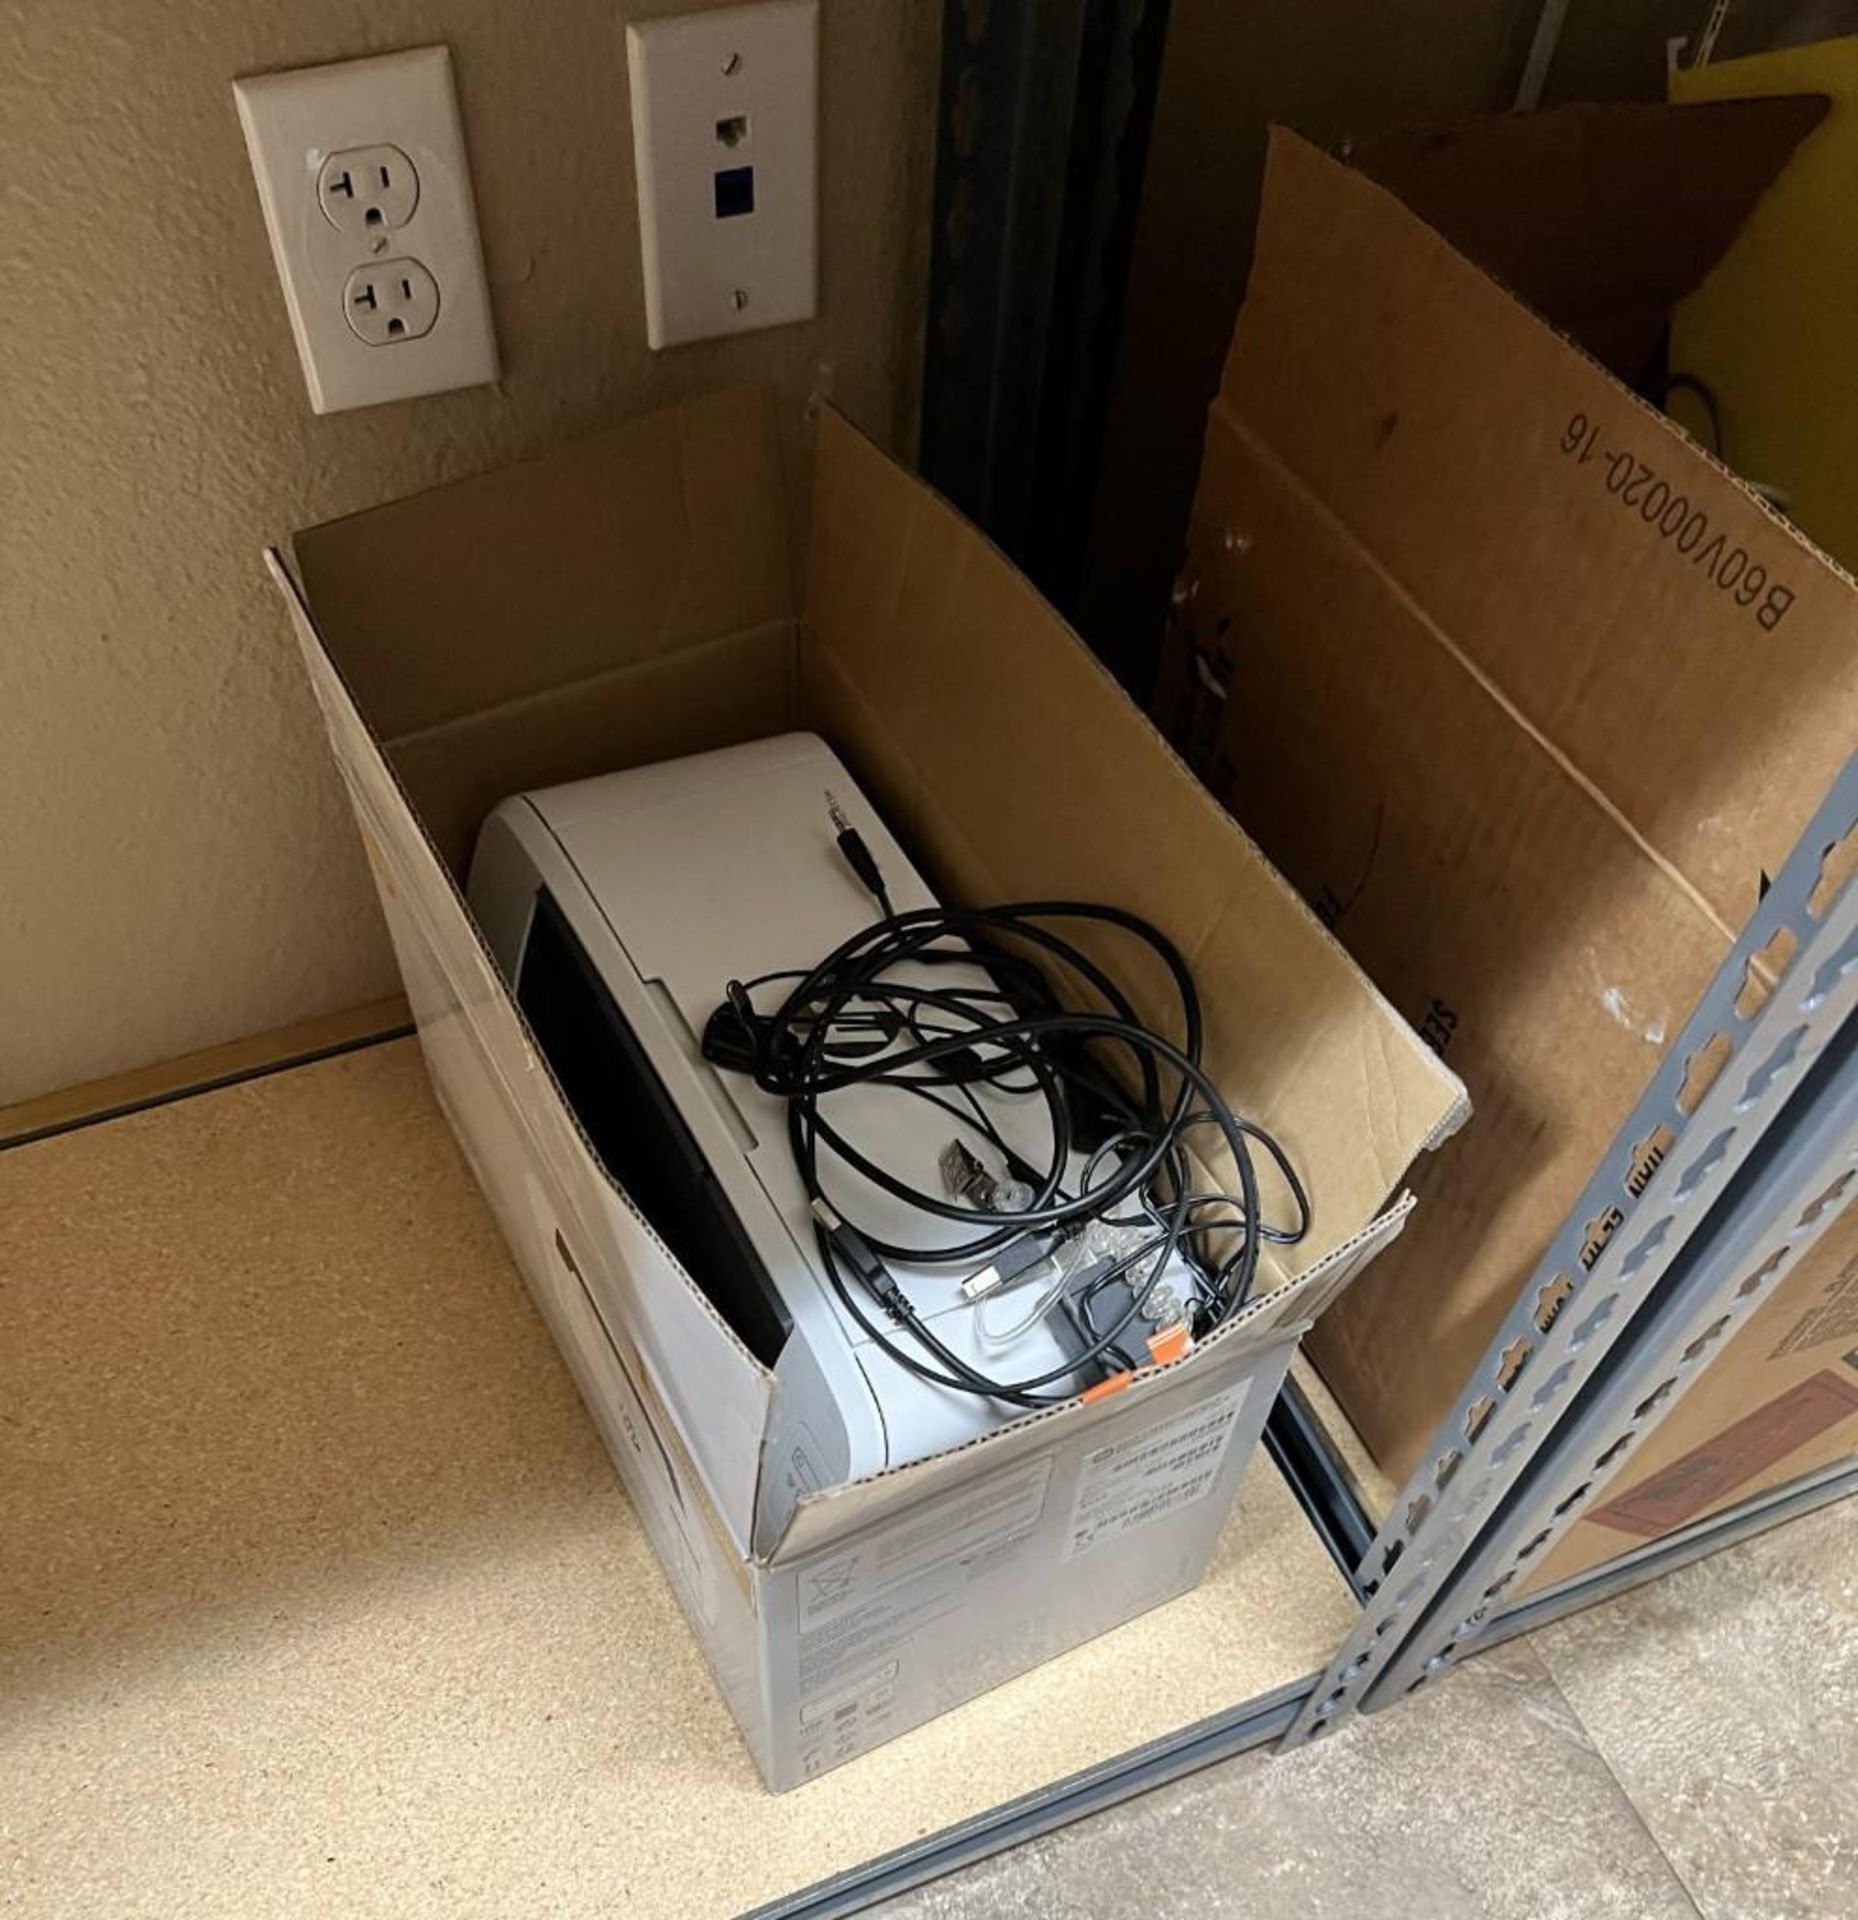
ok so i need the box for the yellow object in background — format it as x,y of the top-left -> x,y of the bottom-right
1672,38 -> 1858,564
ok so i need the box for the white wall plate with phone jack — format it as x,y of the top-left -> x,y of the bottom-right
626,0 -> 818,349
233,46 -> 498,413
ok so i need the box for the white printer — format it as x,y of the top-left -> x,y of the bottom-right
468,733 -> 1201,1524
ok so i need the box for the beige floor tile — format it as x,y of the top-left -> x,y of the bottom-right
1533,1498 -> 1858,1920
870,1641 -> 1701,1919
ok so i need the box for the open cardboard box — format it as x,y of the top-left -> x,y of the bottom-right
266,394 -> 1465,1789
1158,101 -> 1858,1564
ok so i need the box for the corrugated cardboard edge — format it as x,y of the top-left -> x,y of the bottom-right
1201,400 -> 1743,951
766,1195 -> 1414,1562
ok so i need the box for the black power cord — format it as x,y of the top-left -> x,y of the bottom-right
703,802 -> 1310,1407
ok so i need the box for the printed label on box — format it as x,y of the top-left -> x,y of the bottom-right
1062,1383 -> 1251,1560
791,1456 -> 1052,1736
795,1660 -> 903,1780
1768,1252 -> 1858,1359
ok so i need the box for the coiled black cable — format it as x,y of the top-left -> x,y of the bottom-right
705,815 -> 1310,1406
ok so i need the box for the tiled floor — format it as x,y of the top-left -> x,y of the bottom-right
872,1497 -> 1858,1920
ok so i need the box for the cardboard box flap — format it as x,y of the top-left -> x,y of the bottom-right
289,388 -> 800,879
1219,127 -> 1858,931
266,551 -> 780,1552
799,410 -> 1467,1281
292,388 -> 794,749
374,622 -> 797,877
1347,97 -> 1828,383
765,1198 -> 1414,1564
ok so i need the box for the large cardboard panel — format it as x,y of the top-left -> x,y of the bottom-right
1166,121 -> 1858,1478
293,389 -> 793,743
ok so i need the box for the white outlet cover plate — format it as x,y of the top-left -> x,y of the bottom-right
626,0 -> 818,349
233,46 -> 498,413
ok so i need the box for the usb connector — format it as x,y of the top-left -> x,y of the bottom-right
811,1196 -> 913,1319
959,1232 -> 1053,1302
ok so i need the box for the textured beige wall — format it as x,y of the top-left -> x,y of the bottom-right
0,0 -> 937,1104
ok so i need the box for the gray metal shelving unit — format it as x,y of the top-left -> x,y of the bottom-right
1285,754 -> 1858,1745
1265,1348 -> 1858,1625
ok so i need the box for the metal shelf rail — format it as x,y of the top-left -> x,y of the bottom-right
1284,753 -> 1858,1746
1372,1009 -> 1858,1706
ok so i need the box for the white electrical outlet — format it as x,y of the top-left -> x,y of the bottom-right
343,259 -> 441,344
233,46 -> 498,413
626,0 -> 818,350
